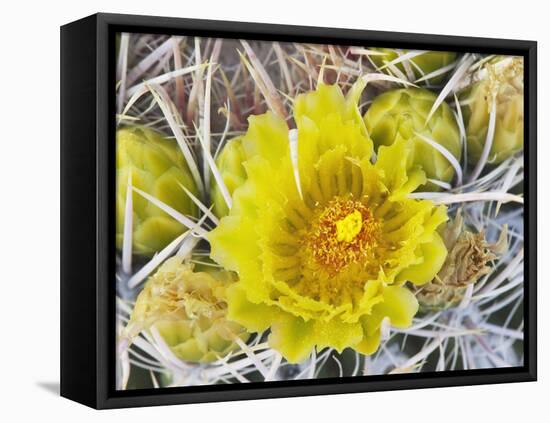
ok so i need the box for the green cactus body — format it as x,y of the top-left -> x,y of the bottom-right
211,137 -> 248,218
370,49 -> 457,84
116,126 -> 198,256
461,57 -> 524,164
126,257 -> 249,364
364,87 -> 461,189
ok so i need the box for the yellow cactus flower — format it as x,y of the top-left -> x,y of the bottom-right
116,126 -> 199,256
125,257 -> 249,364
461,57 -> 524,164
208,83 -> 449,363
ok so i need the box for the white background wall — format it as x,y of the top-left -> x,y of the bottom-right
0,0 -> 546,421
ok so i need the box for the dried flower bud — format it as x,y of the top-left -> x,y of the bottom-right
461,57 -> 524,164
116,126 -> 199,256
364,87 -> 461,189
125,257 -> 249,364
369,49 -> 457,83
415,210 -> 508,311
211,137 -> 248,218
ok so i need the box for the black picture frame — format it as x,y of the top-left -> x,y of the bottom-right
60,12 -> 537,409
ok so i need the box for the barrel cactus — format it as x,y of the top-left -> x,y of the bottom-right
461,57 -> 524,164
211,137 -> 248,218
116,126 -> 198,256
364,87 -> 461,189
125,256 -> 250,364
369,48 -> 457,83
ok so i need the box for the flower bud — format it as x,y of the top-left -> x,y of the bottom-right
461,57 -> 524,164
211,137 -> 248,218
116,126 -> 199,256
364,87 -> 461,189
370,49 -> 457,83
125,256 -> 249,364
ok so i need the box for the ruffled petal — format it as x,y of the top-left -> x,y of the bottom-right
397,232 -> 448,285
268,314 -> 317,364
371,285 -> 419,328
226,285 -> 277,333
241,112 -> 289,166
294,83 -> 348,126
311,318 -> 363,354
355,327 -> 381,355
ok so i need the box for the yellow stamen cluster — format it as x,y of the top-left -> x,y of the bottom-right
304,198 -> 381,276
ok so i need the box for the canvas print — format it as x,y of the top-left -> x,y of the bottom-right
115,33 -> 524,390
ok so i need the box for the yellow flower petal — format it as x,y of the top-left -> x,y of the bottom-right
226,285 -> 277,333
241,112 -> 289,166
268,315 -> 317,364
355,327 -> 382,355
397,232 -> 448,285
311,318 -> 363,353
371,285 -> 419,328
294,83 -> 347,126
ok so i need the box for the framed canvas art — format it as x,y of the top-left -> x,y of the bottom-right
60,13 -> 537,409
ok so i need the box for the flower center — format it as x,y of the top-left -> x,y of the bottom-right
303,197 -> 381,276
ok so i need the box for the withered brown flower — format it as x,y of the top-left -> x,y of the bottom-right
414,210 -> 508,311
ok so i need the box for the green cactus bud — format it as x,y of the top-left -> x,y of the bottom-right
211,137 -> 248,218
116,126 -> 199,256
414,210 -> 508,311
370,49 -> 457,83
125,256 -> 250,364
364,87 -> 461,189
461,57 -> 524,164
